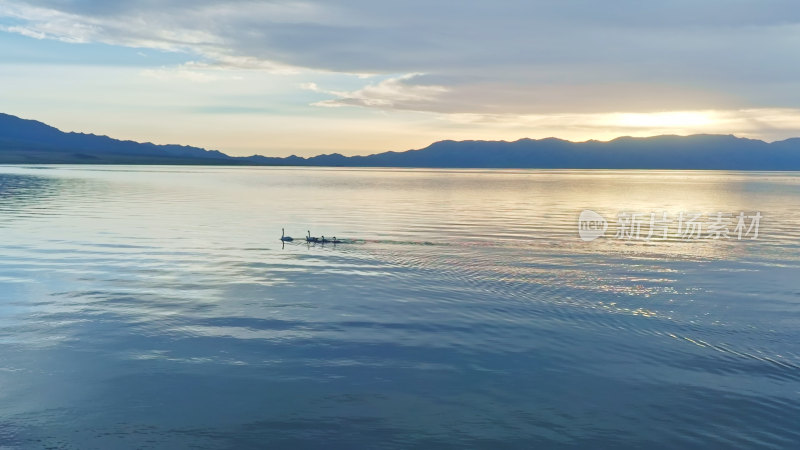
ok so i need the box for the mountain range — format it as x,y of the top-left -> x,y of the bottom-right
2,112 -> 800,170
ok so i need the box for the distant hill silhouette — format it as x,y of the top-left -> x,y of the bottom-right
2,112 -> 800,169
0,113 -> 233,164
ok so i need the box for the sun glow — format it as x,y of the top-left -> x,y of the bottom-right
612,111 -> 716,129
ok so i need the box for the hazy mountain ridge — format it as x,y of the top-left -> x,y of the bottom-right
263,134 -> 800,169
2,113 -> 800,169
0,113 -> 232,164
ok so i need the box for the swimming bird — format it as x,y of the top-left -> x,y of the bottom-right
332,237 -> 342,244
280,228 -> 294,242
320,235 -> 329,244
306,230 -> 319,243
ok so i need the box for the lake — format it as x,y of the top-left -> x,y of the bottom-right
0,165 -> 799,449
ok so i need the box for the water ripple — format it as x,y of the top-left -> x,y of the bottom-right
1,166 -> 799,448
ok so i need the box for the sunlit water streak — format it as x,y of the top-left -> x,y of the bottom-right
0,165 -> 799,449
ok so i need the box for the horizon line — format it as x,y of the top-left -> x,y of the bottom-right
2,111 -> 795,161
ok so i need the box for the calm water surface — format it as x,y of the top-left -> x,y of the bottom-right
0,165 -> 799,449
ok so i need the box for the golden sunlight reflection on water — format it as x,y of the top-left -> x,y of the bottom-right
0,166 -> 799,448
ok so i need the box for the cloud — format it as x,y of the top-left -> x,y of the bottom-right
140,64 -> 223,83
307,74 -> 448,110
3,0 -> 800,121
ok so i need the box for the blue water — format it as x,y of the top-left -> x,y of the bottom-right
0,166 -> 799,449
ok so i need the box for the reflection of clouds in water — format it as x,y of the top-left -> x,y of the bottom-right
1,166 -> 799,447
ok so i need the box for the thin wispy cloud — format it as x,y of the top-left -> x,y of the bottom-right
307,74 -> 449,110
444,108 -> 800,140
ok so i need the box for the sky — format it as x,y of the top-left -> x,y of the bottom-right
2,0 -> 800,157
